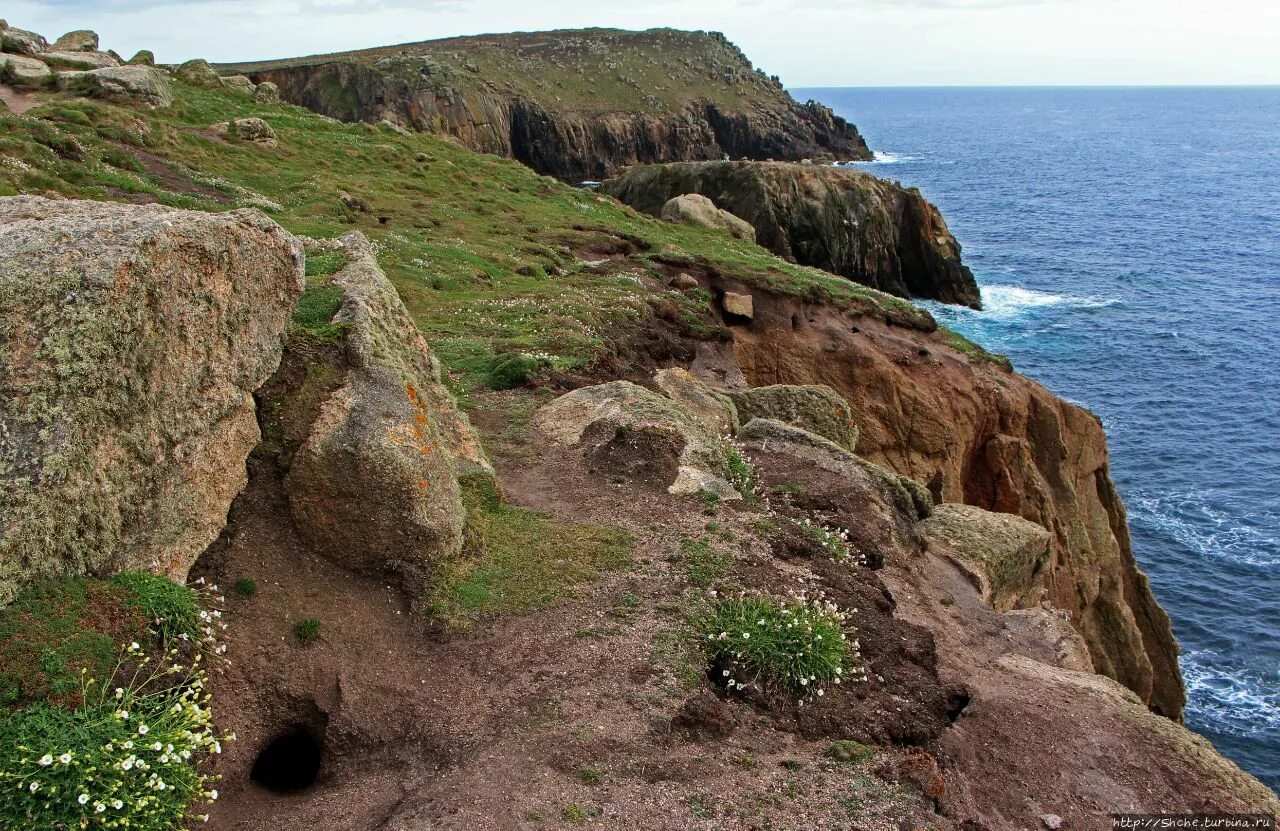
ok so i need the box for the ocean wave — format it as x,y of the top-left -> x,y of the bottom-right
840,151 -> 915,166
1182,650 -> 1280,736
931,284 -> 1118,323
1129,489 -> 1280,567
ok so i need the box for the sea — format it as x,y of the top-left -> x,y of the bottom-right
793,86 -> 1280,791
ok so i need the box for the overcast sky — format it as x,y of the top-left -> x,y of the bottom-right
6,0 -> 1279,86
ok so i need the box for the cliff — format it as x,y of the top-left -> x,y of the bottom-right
217,28 -> 871,181
602,160 -> 983,307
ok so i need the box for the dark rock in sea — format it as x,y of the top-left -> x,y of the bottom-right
602,160 -> 982,308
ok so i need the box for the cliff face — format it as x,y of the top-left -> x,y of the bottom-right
603,161 -> 982,307
220,28 -> 871,181
674,272 -> 1183,719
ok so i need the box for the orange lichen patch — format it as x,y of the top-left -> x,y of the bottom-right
406,383 -> 419,404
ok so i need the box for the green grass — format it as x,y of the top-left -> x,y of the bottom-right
293,618 -> 321,644
424,477 -> 632,629
826,739 -> 874,765
699,595 -> 851,696
723,444 -> 758,505
675,536 -> 731,586
233,578 -> 258,599
291,283 -> 349,343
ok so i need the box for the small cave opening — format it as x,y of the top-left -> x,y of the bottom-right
250,724 -> 323,794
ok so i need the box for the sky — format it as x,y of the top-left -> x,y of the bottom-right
5,0 -> 1279,86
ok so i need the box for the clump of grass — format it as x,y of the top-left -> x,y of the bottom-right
293,618 -> 321,644
484,353 -> 545,391
723,443 -> 758,505
696,489 -> 721,516
797,518 -> 853,561
826,739 -> 874,764
108,572 -> 203,643
304,249 -> 346,279
562,803 -> 588,826
290,283 -> 349,344
676,537 -> 731,587
699,593 -> 856,698
425,476 -> 632,629
234,578 -> 258,599
578,766 -> 602,786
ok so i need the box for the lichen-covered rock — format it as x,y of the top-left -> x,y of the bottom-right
55,65 -> 173,108
0,53 -> 51,87
219,74 -> 255,95
727,384 -> 859,451
40,50 -> 118,71
252,80 -> 280,104
653,367 -> 738,434
737,417 -> 931,520
174,58 -> 220,87
660,193 -> 756,241
212,117 -> 276,145
0,196 -> 304,603
285,233 -> 488,587
50,30 -> 98,52
603,161 -> 982,308
126,50 -> 155,66
919,503 -> 1052,611
533,380 -> 738,498
1,26 -> 47,56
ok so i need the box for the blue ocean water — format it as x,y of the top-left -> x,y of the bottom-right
795,86 -> 1280,790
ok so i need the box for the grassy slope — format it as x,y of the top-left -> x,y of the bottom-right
0,79 -> 949,393
219,28 -> 797,117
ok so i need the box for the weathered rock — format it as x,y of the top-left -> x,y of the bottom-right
252,80 -> 280,103
738,418 -> 932,521
127,50 -> 155,66
603,161 -> 982,308
1,26 -> 47,56
718,277 -> 1183,717
920,503 -> 1052,611
285,233 -> 487,587
212,117 -> 277,145
654,367 -> 738,434
533,380 -> 737,498
727,384 -> 859,451
660,193 -> 756,241
0,53 -> 51,87
50,30 -> 98,52
722,291 -> 753,319
221,28 -> 872,182
669,272 -> 700,290
39,50 -> 119,71
174,58 -> 220,87
219,74 -> 255,95
0,196 -> 304,603
57,66 -> 173,108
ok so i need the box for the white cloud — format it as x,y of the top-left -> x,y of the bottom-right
4,0 -> 1277,84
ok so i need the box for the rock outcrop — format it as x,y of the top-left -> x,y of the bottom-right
921,503 -> 1053,611
211,116 -> 277,145
679,272 -> 1183,718
218,28 -> 871,181
56,65 -> 173,108
284,233 -> 488,589
661,193 -> 755,241
726,383 -> 859,451
0,196 -> 303,603
49,29 -> 98,53
603,161 -> 982,307
0,53 -> 51,87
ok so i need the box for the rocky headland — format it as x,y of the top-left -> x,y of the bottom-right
0,19 -> 1274,831
217,28 -> 871,182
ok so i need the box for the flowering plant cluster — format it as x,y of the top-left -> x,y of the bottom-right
796,517 -> 860,563
700,591 -> 865,702
0,578 -> 230,830
722,441 -> 759,505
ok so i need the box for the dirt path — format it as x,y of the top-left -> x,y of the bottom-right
0,83 -> 40,115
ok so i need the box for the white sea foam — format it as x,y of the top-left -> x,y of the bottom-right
968,284 -> 1117,320
1182,650 -> 1280,735
1130,490 -> 1280,568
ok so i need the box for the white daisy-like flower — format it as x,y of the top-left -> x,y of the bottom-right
112,799 -> 123,810
78,793 -> 90,805
38,754 -> 53,767
138,724 -> 149,735
28,782 -> 39,793
58,752 -> 72,765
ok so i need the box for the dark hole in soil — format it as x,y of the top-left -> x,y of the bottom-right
250,725 -> 323,793
946,688 -> 971,723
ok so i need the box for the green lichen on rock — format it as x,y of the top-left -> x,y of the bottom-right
0,197 -> 303,603
727,384 -> 859,451
918,503 -> 1052,611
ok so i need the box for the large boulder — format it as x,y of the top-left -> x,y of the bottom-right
39,50 -> 118,71
219,74 -> 256,95
55,66 -> 173,108
50,30 -> 98,52
253,80 -> 281,104
603,161 -> 982,308
0,53 -> 51,87
533,380 -> 739,498
653,367 -> 738,434
212,117 -> 276,145
1,26 -> 47,56
727,383 -> 859,451
919,503 -> 1053,611
0,196 -> 304,603
174,58 -> 220,87
285,233 -> 487,588
126,50 -> 155,67
660,193 -> 756,242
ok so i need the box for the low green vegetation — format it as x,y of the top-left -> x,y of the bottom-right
723,443 -> 758,506
826,739 -> 874,765
675,536 -> 731,586
0,574 -> 225,830
699,594 -> 851,696
233,578 -> 258,599
293,618 -> 321,644
290,283 -> 349,344
797,518 -> 853,561
424,476 -> 632,629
